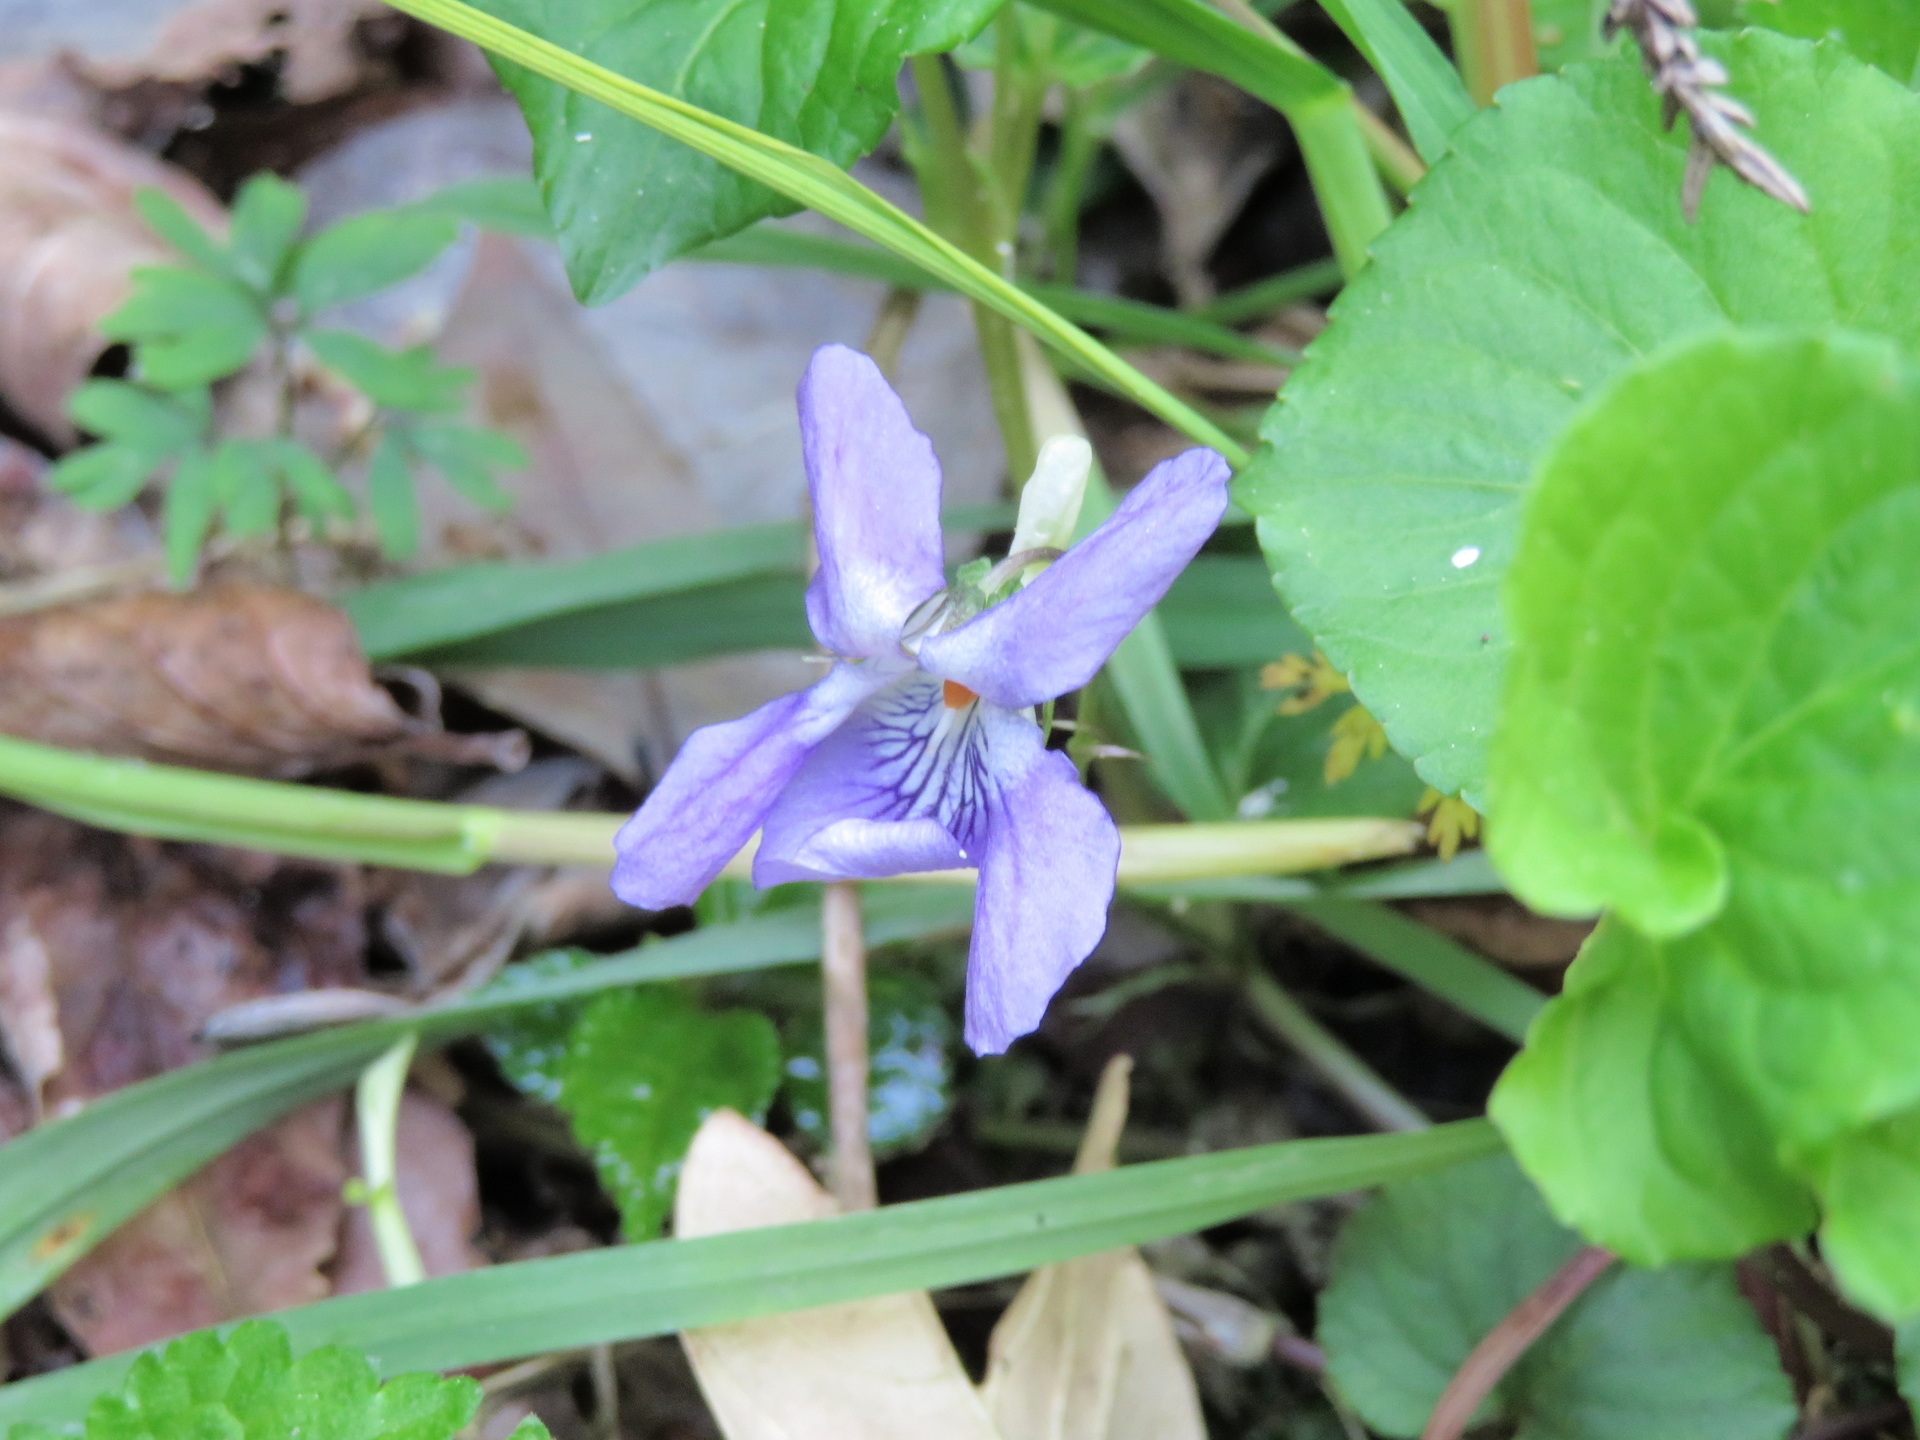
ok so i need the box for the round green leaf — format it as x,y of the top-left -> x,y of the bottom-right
1320,1152 -> 1796,1440
783,971 -> 955,1160
1239,32 -> 1920,803
1489,329 -> 1920,1309
1739,0 -> 1920,80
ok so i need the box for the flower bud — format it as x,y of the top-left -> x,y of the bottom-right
1009,435 -> 1092,580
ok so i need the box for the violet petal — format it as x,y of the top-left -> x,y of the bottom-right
962,706 -> 1121,1054
611,661 -> 893,910
918,447 -> 1230,708
756,672 -> 980,884
799,344 -> 948,659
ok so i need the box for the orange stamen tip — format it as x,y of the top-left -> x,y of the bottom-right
942,679 -> 977,709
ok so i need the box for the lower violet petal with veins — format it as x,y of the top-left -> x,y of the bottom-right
612,343 -> 1229,1053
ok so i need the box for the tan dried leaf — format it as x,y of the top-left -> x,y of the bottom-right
0,912 -> 63,1116
0,582 -> 522,776
0,112 -> 223,444
674,1109 -> 1001,1440
980,1057 -> 1205,1440
49,1097 -> 349,1354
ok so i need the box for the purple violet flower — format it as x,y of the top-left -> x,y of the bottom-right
612,344 -> 1229,1053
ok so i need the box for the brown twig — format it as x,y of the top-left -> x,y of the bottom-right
1421,1245 -> 1617,1440
1794,1400 -> 1913,1440
820,880 -> 876,1211
1604,0 -> 1808,218
1760,1244 -> 1897,1363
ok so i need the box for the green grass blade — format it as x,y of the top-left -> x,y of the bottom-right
380,0 -> 1247,466
1025,0 -> 1391,276
689,229 -> 1296,364
1287,898 -> 1545,1042
0,890 -> 974,1319
0,1118 -> 1501,1426
356,551 -> 1293,675
1199,259 -> 1347,324
1318,0 -> 1475,164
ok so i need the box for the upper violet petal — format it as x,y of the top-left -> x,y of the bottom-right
756,671 -> 982,884
962,707 -> 1120,1055
799,344 -> 948,659
611,661 -> 892,910
918,447 -> 1229,708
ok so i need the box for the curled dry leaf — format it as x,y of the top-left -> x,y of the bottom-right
981,1056 -> 1206,1440
0,582 -> 525,777
674,1109 -> 1000,1440
0,112 -> 223,444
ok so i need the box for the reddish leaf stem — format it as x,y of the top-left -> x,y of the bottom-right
1421,1245 -> 1616,1440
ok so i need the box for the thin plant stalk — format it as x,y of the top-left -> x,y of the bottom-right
1042,90 -> 1105,283
1244,970 -> 1431,1132
907,53 -> 1039,482
1449,0 -> 1539,106
354,1032 -> 426,1288
1422,1245 -> 1616,1440
821,882 -> 877,1211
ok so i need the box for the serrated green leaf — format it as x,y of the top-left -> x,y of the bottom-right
43,1319 -> 504,1440
364,432 -> 419,560
67,380 -> 209,453
226,174 -> 308,294
471,0 -> 1002,304
1488,329 -> 1920,1311
133,187 -> 228,275
783,971 -> 954,1160
161,448 -> 218,585
305,332 -> 471,413
292,210 -> 461,316
102,269 -> 266,390
404,424 -> 524,511
1320,1152 -> 1797,1440
1739,0 -> 1920,80
558,987 -> 780,1239
1241,33 -> 1920,805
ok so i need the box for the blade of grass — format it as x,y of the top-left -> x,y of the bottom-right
1198,258 -> 1345,323
1286,898 -> 1546,1043
380,0 -> 1247,466
1027,0 -> 1392,276
1317,0 -> 1476,163
0,1117 -> 1502,1427
0,888 -> 974,1319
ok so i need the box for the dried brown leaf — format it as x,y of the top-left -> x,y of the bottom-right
0,914 -> 62,1118
48,1096 -> 349,1354
3,0 -> 393,105
674,1110 -> 1000,1440
0,112 -> 223,443
981,1058 -> 1205,1440
0,582 -> 523,776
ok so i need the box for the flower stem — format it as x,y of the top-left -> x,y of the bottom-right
820,880 -> 877,1212
1448,0 -> 1539,107
354,1032 -> 426,1287
1421,1245 -> 1615,1440
1244,970 -> 1431,1132
906,53 -> 1039,483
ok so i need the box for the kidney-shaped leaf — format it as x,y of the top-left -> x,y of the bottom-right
1239,32 -> 1920,803
1739,0 -> 1920,80
1488,329 -> 1920,1316
474,0 -> 1002,304
1319,1152 -> 1795,1440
